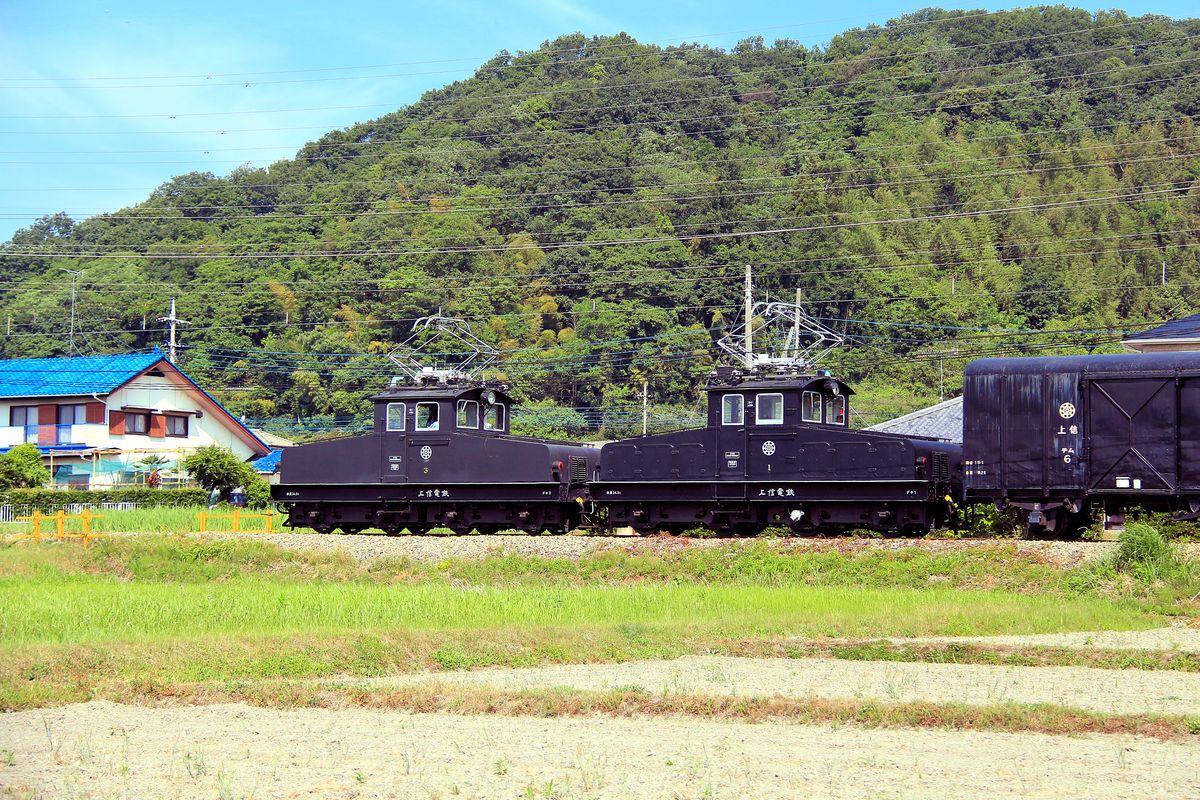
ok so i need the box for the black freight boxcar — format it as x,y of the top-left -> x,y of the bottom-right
963,352 -> 1200,536
273,380 -> 600,534
594,366 -> 962,535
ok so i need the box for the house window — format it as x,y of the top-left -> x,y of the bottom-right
483,403 -> 505,431
802,391 -> 822,423
386,402 -> 405,432
125,411 -> 150,435
826,395 -> 846,426
755,393 -> 784,425
415,402 -> 439,431
11,406 -> 37,443
721,394 -> 744,425
457,400 -> 479,429
165,415 -> 188,437
57,404 -> 87,425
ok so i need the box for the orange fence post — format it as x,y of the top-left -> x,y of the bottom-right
264,511 -> 273,534
198,510 -> 207,533
56,510 -> 66,542
32,510 -> 41,544
231,507 -> 241,533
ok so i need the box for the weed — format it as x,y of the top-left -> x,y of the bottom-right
494,758 -> 509,776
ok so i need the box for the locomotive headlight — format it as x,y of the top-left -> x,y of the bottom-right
482,389 -> 498,404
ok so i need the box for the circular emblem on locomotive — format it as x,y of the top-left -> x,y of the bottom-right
762,440 -> 777,456
1058,402 -> 1076,420
420,445 -> 433,461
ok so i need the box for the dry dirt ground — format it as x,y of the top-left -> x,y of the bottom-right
4,630 -> 1200,799
3,700 -> 1199,800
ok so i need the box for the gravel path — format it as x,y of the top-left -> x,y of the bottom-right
354,654 -> 1200,716
894,627 -> 1200,652
139,530 -> 1200,565
2,701 -> 1197,800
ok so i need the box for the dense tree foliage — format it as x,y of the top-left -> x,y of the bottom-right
3,7 -> 1199,431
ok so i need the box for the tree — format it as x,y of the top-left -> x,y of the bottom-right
183,446 -> 254,501
0,444 -> 49,489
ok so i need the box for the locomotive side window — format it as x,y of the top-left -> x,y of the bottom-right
721,394 -> 744,425
484,403 -> 505,431
826,394 -> 846,425
802,391 -> 822,423
756,393 -> 784,425
415,402 -> 440,431
386,402 -> 406,432
457,400 -> 479,429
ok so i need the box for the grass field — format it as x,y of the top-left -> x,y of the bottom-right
1,533 -> 1194,713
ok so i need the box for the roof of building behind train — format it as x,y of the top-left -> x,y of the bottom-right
964,351 -> 1200,375
1122,312 -> 1200,345
865,396 -> 963,444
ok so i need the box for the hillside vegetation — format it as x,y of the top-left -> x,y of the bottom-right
3,6 -> 1199,434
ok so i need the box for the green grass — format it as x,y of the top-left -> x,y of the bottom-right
0,533 -> 1190,713
0,577 -> 1154,647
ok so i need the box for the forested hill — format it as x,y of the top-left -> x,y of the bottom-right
3,6 -> 1200,434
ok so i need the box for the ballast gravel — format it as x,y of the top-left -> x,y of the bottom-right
351,653 -> 1200,716
146,529 -> 1200,566
2,701 -> 1197,800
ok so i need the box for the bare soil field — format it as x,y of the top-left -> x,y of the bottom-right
358,651 -> 1200,716
3,700 -> 1199,800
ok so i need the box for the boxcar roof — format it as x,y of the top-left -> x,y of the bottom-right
965,352 -> 1200,376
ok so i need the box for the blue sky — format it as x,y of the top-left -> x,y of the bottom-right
0,0 -> 1196,242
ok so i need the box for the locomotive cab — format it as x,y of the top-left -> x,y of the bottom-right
707,366 -> 854,479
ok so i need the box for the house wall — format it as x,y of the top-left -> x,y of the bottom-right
0,373 -> 260,487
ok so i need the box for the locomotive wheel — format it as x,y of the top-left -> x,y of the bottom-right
312,525 -> 334,535
381,526 -> 405,536
337,525 -> 365,535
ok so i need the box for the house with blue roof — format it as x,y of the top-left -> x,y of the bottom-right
0,349 -> 270,488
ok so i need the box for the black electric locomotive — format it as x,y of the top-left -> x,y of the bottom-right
274,379 -> 599,534
964,351 -> 1200,536
595,365 -> 962,535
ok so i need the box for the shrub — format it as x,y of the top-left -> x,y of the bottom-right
0,443 -> 50,489
0,487 -> 209,510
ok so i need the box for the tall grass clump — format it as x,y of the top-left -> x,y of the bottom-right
1069,523 -> 1198,603
1115,523 -> 1184,584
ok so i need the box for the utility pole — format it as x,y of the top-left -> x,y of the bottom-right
1163,260 -> 1167,286
744,264 -> 754,369
790,286 -> 802,359
156,298 -> 191,363
917,348 -> 961,403
65,270 -> 82,355
642,380 -> 649,436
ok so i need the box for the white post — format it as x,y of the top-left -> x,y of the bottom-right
168,298 -> 177,362
744,264 -> 753,369
642,380 -> 648,436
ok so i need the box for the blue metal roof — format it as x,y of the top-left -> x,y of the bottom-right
251,449 -> 282,473
0,350 -> 166,398
1125,313 -> 1200,342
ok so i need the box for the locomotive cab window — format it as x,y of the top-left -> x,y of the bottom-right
825,394 -> 846,426
457,400 -> 479,429
415,402 -> 439,431
756,393 -> 784,425
483,403 -> 505,431
386,402 -> 405,432
721,394 -> 744,425
802,391 -> 822,423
